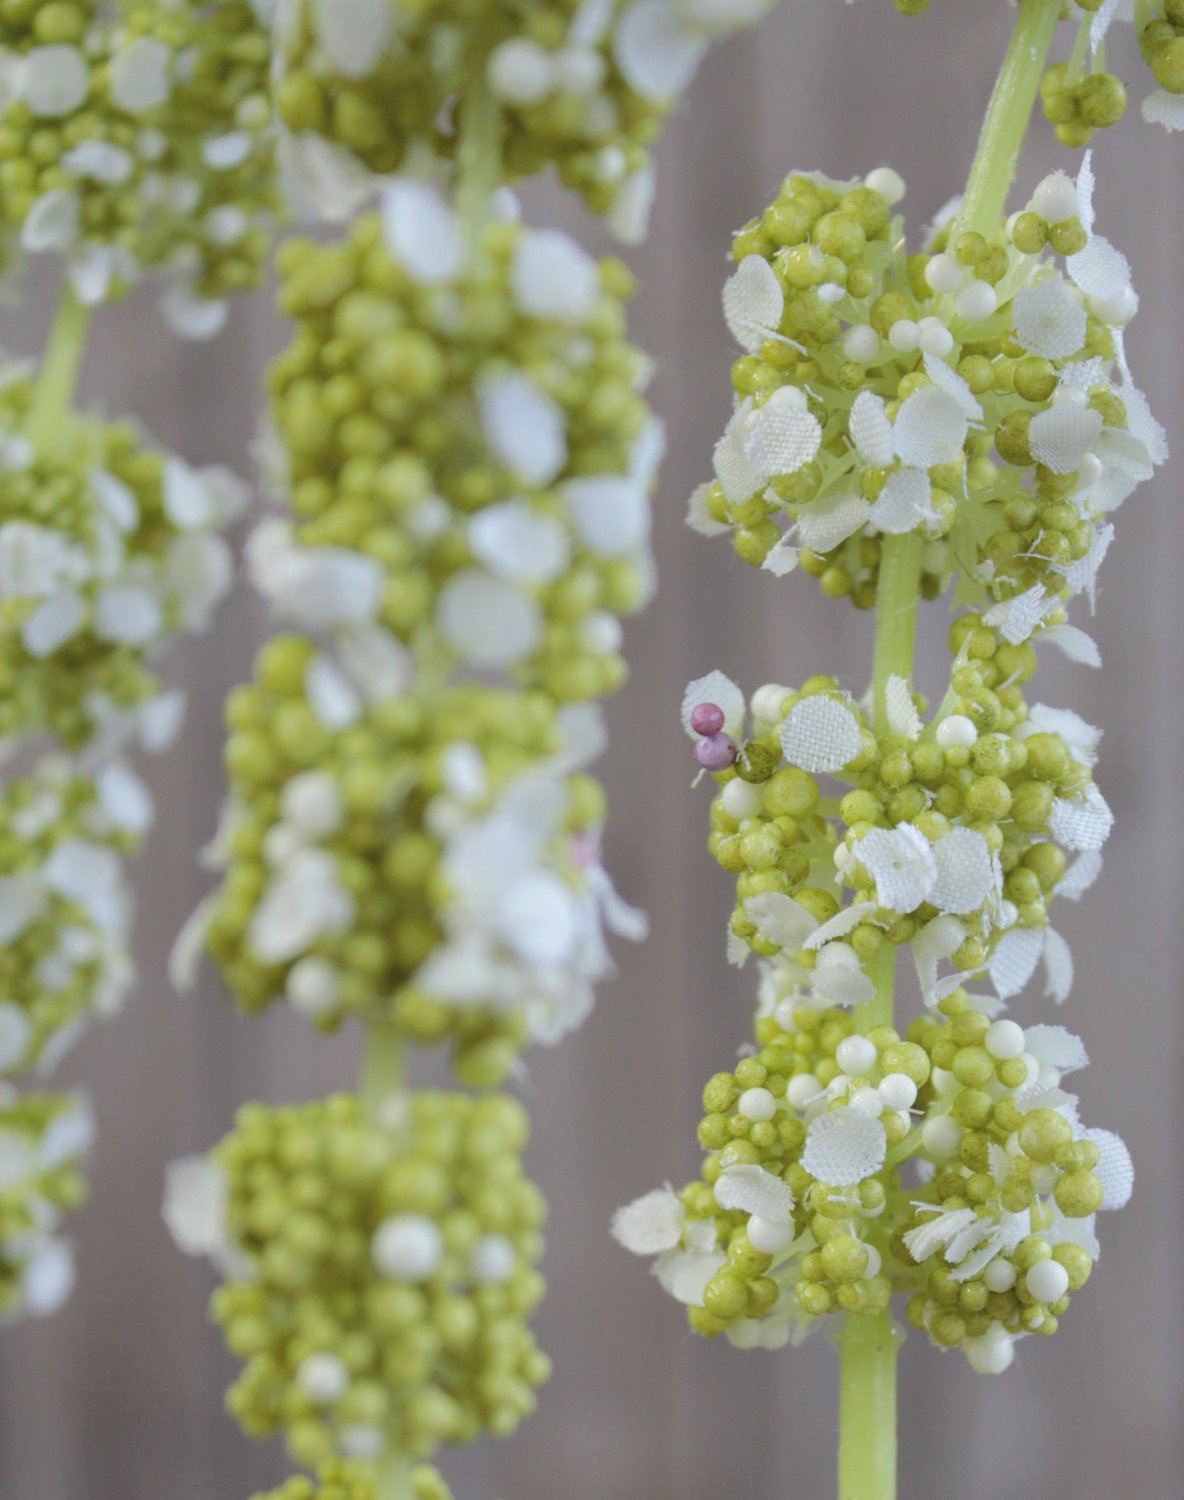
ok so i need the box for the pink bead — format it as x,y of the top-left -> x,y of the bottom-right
690,702 -> 726,736
695,733 -> 737,771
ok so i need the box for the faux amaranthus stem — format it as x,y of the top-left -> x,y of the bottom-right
27,283 -> 90,457
958,0 -> 1063,239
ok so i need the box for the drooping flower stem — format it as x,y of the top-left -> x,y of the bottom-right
838,1305 -> 898,1500
26,283 -> 90,458
958,0 -> 1063,240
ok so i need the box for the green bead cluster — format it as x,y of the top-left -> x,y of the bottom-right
0,0 -> 278,311
269,214 -> 653,700
0,1089 -> 91,1317
1040,63 -> 1127,147
205,651 -> 605,1081
0,368 -> 238,749
1140,3 -> 1184,95
211,1092 -> 547,1468
253,1459 -> 453,1500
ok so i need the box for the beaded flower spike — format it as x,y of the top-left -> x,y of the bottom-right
616,2 -> 1170,1496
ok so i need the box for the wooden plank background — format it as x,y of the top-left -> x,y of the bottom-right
0,6 -> 1180,1497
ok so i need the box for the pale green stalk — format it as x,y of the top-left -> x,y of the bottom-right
836,11 -> 1062,1493
27,283 -> 91,458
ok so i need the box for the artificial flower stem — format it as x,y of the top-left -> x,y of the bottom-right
374,1444 -> 416,1500
837,1307 -> 898,1500
27,283 -> 90,458
870,532 -> 923,735
456,77 -> 503,245
958,0 -> 1063,240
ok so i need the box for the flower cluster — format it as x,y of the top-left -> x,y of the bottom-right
253,1460 -> 454,1500
614,992 -> 1131,1370
0,0 -> 279,329
167,1092 -> 547,1469
693,162 -> 1164,618
275,0 -> 774,238
617,151 -> 1157,1379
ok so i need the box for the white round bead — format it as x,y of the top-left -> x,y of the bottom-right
552,46 -> 605,95
836,1036 -> 878,1077
985,1019 -> 1025,1060
887,318 -> 920,352
833,843 -> 851,871
786,1074 -> 822,1110
965,1330 -> 1015,1374
996,900 -> 1019,930
983,1258 -> 1017,1293
286,957 -> 340,1019
921,1116 -> 963,1158
470,1234 -> 516,1285
1088,286 -> 1139,327
924,254 -> 964,294
1024,1259 -> 1070,1304
1031,172 -> 1079,225
281,771 -> 343,838
751,683 -> 791,723
297,1353 -> 350,1405
851,1087 -> 884,1118
926,915 -> 965,959
1078,452 -> 1103,487
842,325 -> 881,363
747,1215 -> 795,1254
371,1215 -> 443,1282
487,39 -> 555,105
878,1073 -> 917,1111
953,279 -> 997,322
738,1086 -> 777,1122
862,1245 -> 882,1278
917,317 -> 954,357
721,778 -> 763,820
774,1000 -> 797,1032
936,714 -> 978,749
864,167 -> 905,205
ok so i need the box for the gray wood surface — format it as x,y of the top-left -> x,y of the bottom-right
0,6 -> 1180,1497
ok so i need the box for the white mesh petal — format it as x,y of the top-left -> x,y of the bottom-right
468,502 -> 571,583
811,964 -> 875,1008
723,255 -> 784,355
923,353 -> 982,420
1082,1128 -> 1133,1211
931,828 -> 996,915
713,1164 -> 795,1223
742,390 -> 822,480
313,0 -> 393,76
1074,149 -> 1097,231
1067,234 -> 1133,304
381,179 -> 464,285
562,475 -> 650,557
1015,1085 -> 1080,1131
436,570 -> 542,668
885,675 -> 922,740
681,670 -> 745,738
903,1207 -> 977,1264
1042,928 -> 1073,1004
988,926 -> 1043,1000
1023,1024 -> 1089,1075
893,387 -> 968,469
1011,277 -> 1087,360
779,697 -> 862,773
686,482 -> 730,537
1119,382 -> 1169,466
1039,624 -> 1101,668
795,493 -> 871,554
1056,850 -> 1102,901
611,1188 -> 684,1255
743,893 -> 818,951
1047,1208 -> 1099,1259
1053,522 -> 1114,602
713,404 -> 763,504
761,534 -> 799,577
511,229 -> 600,322
1027,703 -> 1101,767
1029,402 -> 1104,474
849,390 -> 895,467
478,373 -> 567,487
1048,784 -> 1113,852
983,584 -> 1052,645
868,467 -> 934,534
653,1248 -> 727,1305
803,902 -> 879,951
801,1107 -> 887,1188
614,0 -> 709,100
855,824 -> 936,912
1142,90 -> 1184,133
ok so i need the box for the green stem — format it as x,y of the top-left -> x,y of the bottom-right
838,1308 -> 898,1500
27,283 -> 90,458
957,0 -> 1063,240
455,78 -> 502,246
870,533 -> 923,735
374,1446 -> 416,1500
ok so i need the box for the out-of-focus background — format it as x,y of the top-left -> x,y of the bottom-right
0,6 -> 1181,1498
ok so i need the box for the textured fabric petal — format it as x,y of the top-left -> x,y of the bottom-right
1039,624 -> 1101,668
893,387 -> 968,469
468,502 -> 571,584
686,482 -> 730,537
611,1188 -> 684,1254
988,926 -> 1044,1000
1029,402 -> 1103,474
868,467 -> 934,533
723,255 -> 784,355
614,0 -> 709,100
885,675 -> 922,739
562,475 -> 650,556
381,180 -> 464,285
1142,90 -> 1184,133
742,389 -> 822,479
795,493 -> 871,554
1042,927 -> 1073,1003
1056,850 -> 1102,901
923,354 -> 982,420
512,229 -> 600,322
983,584 -> 1052,645
1081,1129 -> 1133,1210
855,824 -> 936,912
849,390 -> 895,467
779,697 -> 862,773
1024,1025 -> 1088,1075
930,827 -> 996,914
1011,277 -> 1087,360
478,373 -> 567,487
653,1248 -> 727,1306
742,892 -> 818,951
436,570 -> 542,668
713,403 -> 763,504
713,1164 -> 795,1222
803,902 -> 879,951
801,1107 -> 887,1187
1048,784 -> 1113,852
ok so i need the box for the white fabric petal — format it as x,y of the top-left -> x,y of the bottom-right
983,584 -> 1053,645
713,1164 -> 795,1222
811,963 -> 875,1008
681,670 -> 744,738
249,849 -> 354,964
1067,234 -> 1133,305
849,391 -> 896,468
381,179 -> 464,285
795,493 -> 871,554
855,824 -> 936,912
248,528 -> 383,629
1056,850 -> 1102,902
613,0 -> 709,100
512,229 -> 600,322
885,676 -> 922,740
1029,402 -> 1103,475
723,255 -> 784,355
1039,624 -> 1101,668
923,354 -> 982,421
1024,1025 -> 1088,1076
163,1156 -> 229,1260
436,569 -> 542,669
930,828 -> 996,914
1027,703 -> 1101,768
742,893 -> 818,952
801,1106 -> 887,1187
904,1206 -> 978,1263
305,655 -> 361,730
686,482 -> 730,537
1042,927 -> 1073,1003
779,696 -> 862,774
761,534 -> 799,577
868,467 -> 935,534
611,1188 -> 685,1255
1053,522 -> 1113,599
1048,784 -> 1113,852
478,373 -> 568,487
562,475 -> 650,556
22,589 -> 85,657
653,1248 -> 727,1306
713,403 -> 763,504
893,387 -> 968,469
803,902 -> 878,951
1012,277 -> 1088,360
742,389 -> 822,480
1081,1128 -> 1133,1211
1142,89 -> 1184,133
988,926 -> 1044,1000
469,502 -> 571,583
21,189 -> 80,253
19,45 -> 89,117
161,286 -> 229,341
313,0 -> 394,76
109,37 -> 172,112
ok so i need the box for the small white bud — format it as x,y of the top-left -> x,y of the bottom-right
470,1234 -> 516,1285
372,1215 -> 443,1282
917,316 -> 955,358
921,1116 -> 962,1158
1031,171 -> 1079,226
747,1215 -> 795,1254
297,1353 -> 349,1405
720,778 -> 763,820
1024,1259 -> 1069,1304
835,1036 -> 878,1077
786,1074 -> 822,1110
965,1329 -> 1015,1374
887,318 -> 920,352
864,167 -> 905,205
936,714 -> 977,749
286,957 -> 340,1019
983,1259 -> 1017,1293
851,1086 -> 884,1118
552,47 -> 605,95
281,771 -> 343,838
862,1245 -> 882,1278
953,279 -> 997,322
751,683 -> 792,723
924,254 -> 964,295
842,325 -> 880,363
487,39 -> 555,105
985,1019 -> 1025,1060
878,1073 -> 917,1111
816,941 -> 859,973
738,1087 -> 777,1122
